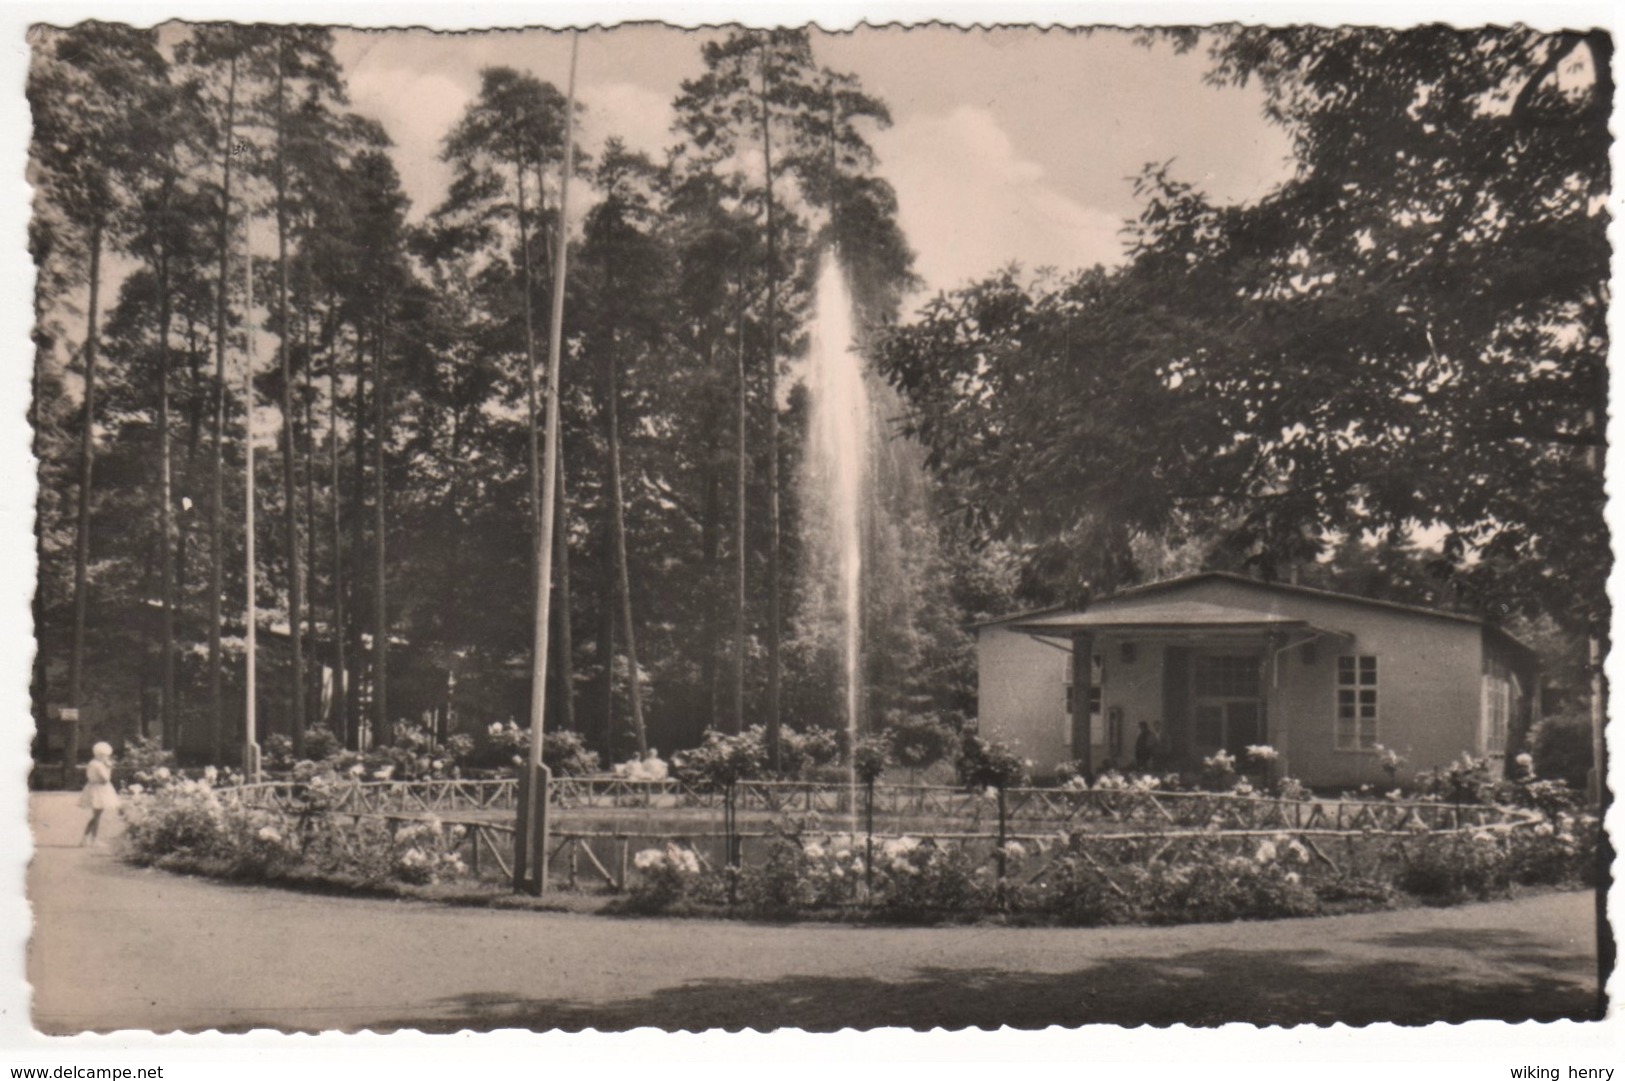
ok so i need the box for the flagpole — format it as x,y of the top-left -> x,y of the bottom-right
520,31 -> 579,895
244,235 -> 259,783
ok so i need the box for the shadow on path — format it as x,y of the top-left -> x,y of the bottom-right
297,929 -> 1597,1033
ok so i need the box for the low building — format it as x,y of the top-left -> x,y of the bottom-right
976,572 -> 1538,788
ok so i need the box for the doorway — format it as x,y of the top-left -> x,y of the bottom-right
1191,651 -> 1263,757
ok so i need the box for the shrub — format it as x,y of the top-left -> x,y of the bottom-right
388,817 -> 467,885
1529,713 -> 1593,793
871,838 -> 984,920
773,725 -> 843,778
1399,831 -> 1512,902
624,843 -> 702,913
886,712 -> 959,779
117,735 -> 176,777
121,778 -> 227,862
1021,850 -> 1137,926
954,725 -> 1028,791
853,735 -> 891,786
301,725 -> 343,762
670,729 -> 767,792
542,730 -> 601,777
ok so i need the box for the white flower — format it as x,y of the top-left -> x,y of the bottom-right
256,826 -> 281,843
348,763 -> 365,777
1253,840 -> 1278,864
982,786 -> 999,801
203,766 -> 218,784
1003,841 -> 1026,860
633,848 -> 665,870
373,766 -> 395,780
155,767 -> 172,781
1285,872 -> 1302,885
1287,840 -> 1310,864
1516,753 -> 1534,773
803,842 -> 826,860
1386,789 -> 1404,801
881,837 -> 921,861
1233,781 -> 1255,796
1245,744 -> 1279,761
431,759 -> 444,771
127,783 -> 144,796
488,722 -> 505,737
1534,822 -> 1555,838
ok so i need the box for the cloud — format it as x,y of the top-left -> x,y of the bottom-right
582,81 -> 677,162
875,105 -> 1128,299
345,60 -> 470,218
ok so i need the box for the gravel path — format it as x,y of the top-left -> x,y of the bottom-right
28,793 -> 1600,1033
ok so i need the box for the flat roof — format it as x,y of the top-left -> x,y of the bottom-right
1010,599 -> 1316,637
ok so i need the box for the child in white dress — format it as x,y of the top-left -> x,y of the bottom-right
78,741 -> 119,846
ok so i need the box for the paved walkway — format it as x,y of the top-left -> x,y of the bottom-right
28,793 -> 1601,1033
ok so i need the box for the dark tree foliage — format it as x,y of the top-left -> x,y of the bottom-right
879,27 -> 1609,644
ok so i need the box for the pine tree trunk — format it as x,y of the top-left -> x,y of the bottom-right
157,231 -> 177,749
372,312 -> 388,745
347,322 -> 367,748
553,454 -> 576,733
759,46 -> 783,770
330,319 -> 347,747
67,215 -> 104,758
732,299 -> 747,736
208,57 -> 238,765
274,49 -> 307,756
606,334 -> 648,754
700,332 -> 722,732
597,520 -> 616,759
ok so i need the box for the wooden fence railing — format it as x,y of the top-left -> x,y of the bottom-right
228,776 -> 1528,831
221,777 -> 1545,894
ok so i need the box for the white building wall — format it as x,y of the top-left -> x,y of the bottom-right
979,578 -> 1501,788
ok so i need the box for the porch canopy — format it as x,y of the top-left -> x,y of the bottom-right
1009,599 -> 1352,647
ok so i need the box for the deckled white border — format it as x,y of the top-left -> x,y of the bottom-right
0,0 -> 1616,1070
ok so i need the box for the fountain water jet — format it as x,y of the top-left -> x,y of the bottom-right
804,251 -> 873,793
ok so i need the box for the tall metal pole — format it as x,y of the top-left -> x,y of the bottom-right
521,32 -> 578,894
244,241 -> 259,782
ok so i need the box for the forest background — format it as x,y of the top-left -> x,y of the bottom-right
25,21 -> 1609,774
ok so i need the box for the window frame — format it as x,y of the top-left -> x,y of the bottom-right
1334,654 -> 1379,753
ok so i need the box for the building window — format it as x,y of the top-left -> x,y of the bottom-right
1482,657 -> 1511,756
1336,655 -> 1378,751
1194,654 -> 1260,698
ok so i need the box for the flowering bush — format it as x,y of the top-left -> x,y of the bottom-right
117,735 -> 175,777
870,837 -> 985,920
625,842 -> 703,913
1399,829 -> 1512,902
1198,749 -> 1237,791
388,818 -> 467,885
122,777 -> 227,861
670,729 -> 767,792
853,735 -> 892,786
772,725 -> 844,778
954,726 -> 1027,791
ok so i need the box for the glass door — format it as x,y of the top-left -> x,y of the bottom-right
1191,652 -> 1263,757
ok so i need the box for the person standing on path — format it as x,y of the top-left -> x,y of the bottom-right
78,741 -> 119,846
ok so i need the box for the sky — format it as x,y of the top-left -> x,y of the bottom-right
331,25 -> 1298,307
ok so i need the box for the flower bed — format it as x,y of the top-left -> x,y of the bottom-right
115,762 -> 1599,930
120,774 -> 473,890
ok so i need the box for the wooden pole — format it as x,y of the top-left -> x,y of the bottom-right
520,32 -> 578,895
244,241 -> 259,782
